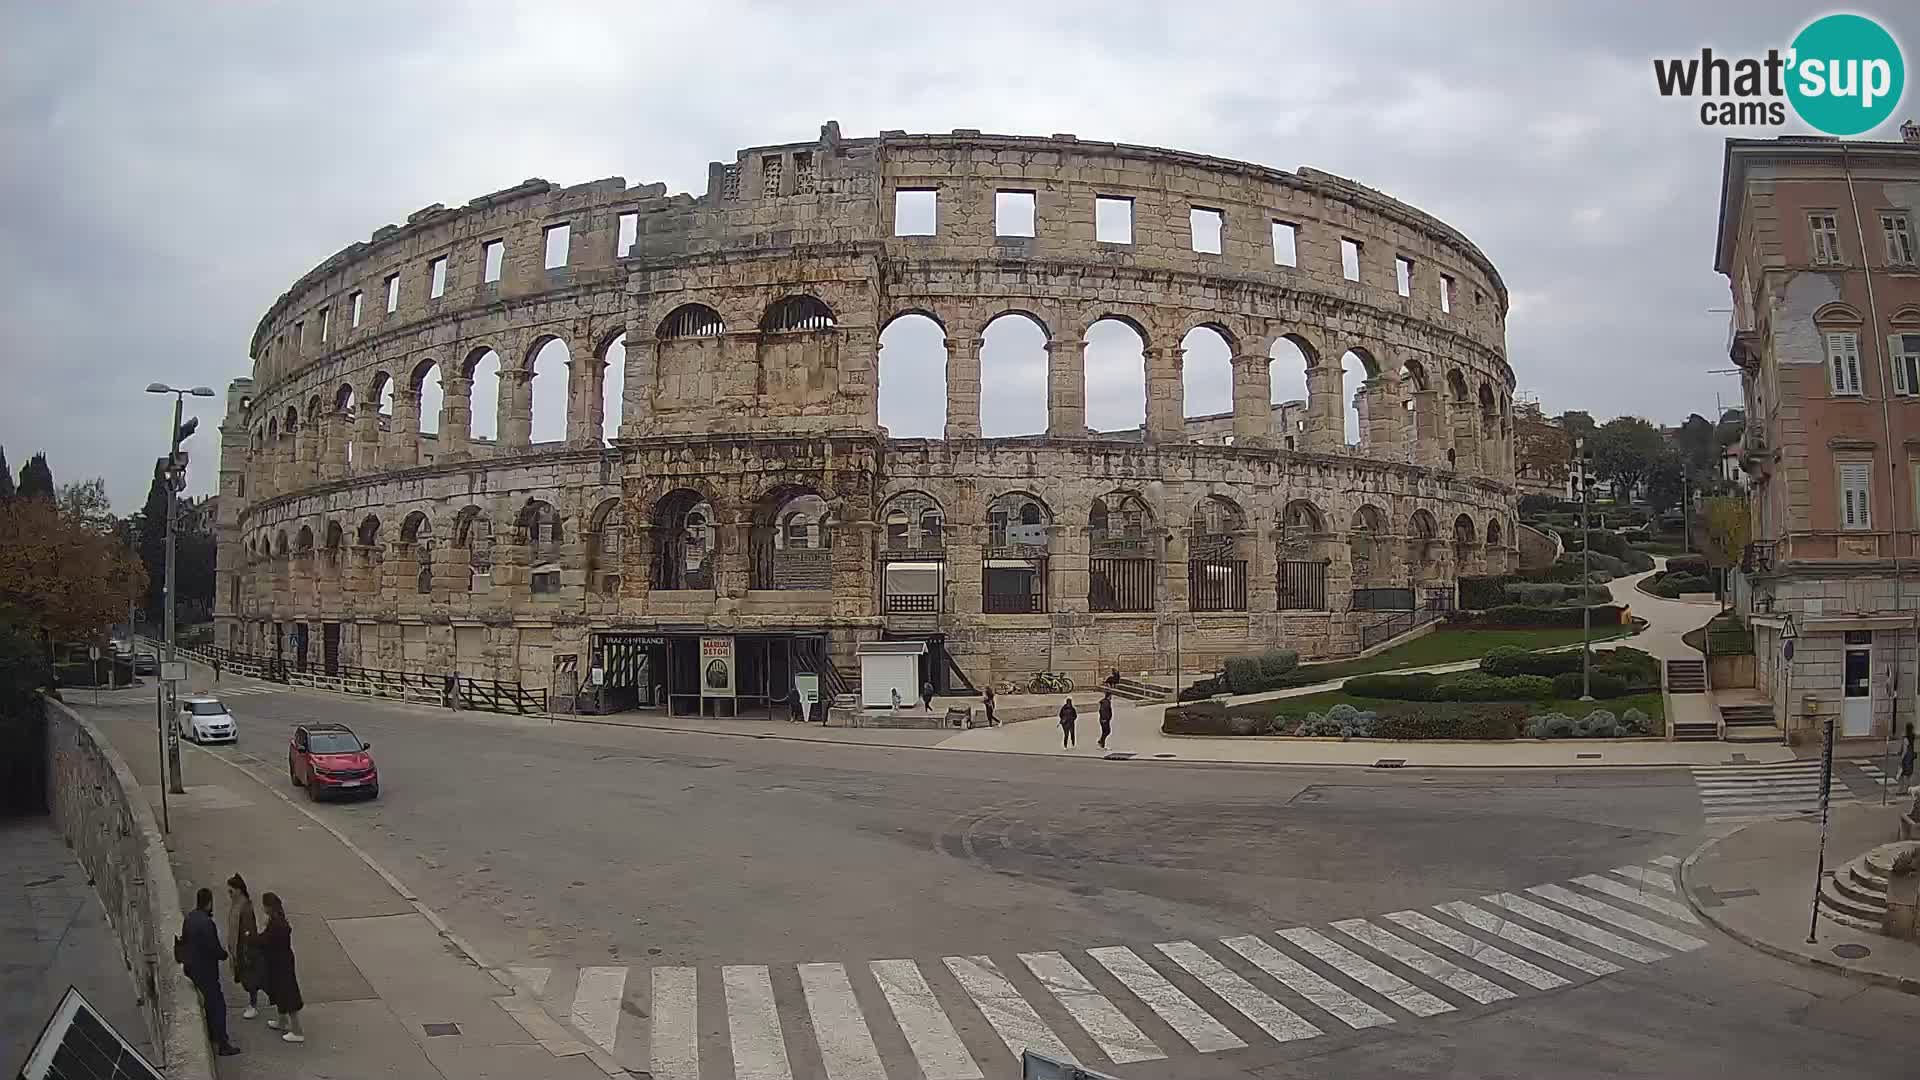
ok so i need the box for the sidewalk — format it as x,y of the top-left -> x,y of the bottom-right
1682,801 -> 1920,994
0,817 -> 152,1072
79,699 -> 607,1080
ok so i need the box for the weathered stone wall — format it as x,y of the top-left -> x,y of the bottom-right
43,696 -> 214,1079
217,125 -> 1519,688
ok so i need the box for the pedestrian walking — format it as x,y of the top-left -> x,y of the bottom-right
1105,668 -> 1121,689
212,655 -> 222,684
177,887 -> 241,1056
258,892 -> 306,1043
920,681 -> 935,712
1900,722 -> 1916,794
227,874 -> 265,1020
1098,689 -> 1114,749
982,686 -> 998,727
1059,698 -> 1077,748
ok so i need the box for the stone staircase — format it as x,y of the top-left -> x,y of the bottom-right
1819,842 -> 1919,932
1108,676 -> 1170,704
1719,703 -> 1779,744
1666,658 -> 1707,693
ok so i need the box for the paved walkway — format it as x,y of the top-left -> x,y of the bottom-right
1683,801 -> 1920,993
78,699 -> 609,1080
0,817 -> 152,1072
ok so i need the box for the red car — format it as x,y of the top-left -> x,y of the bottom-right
288,722 -> 379,800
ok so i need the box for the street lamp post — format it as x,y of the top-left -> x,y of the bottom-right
146,383 -> 215,807
1573,437 -> 1594,700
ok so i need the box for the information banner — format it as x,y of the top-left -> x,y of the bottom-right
700,636 -> 735,698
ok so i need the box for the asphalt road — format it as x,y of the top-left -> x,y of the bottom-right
84,683 -> 1920,1078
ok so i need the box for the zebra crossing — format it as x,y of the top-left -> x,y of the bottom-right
506,856 -> 1703,1078
1690,760 -> 1858,825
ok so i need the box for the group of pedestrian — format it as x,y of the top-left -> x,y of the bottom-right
1058,688 -> 1116,750
177,873 -> 305,1055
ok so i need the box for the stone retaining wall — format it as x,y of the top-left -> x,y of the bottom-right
42,695 -> 214,1079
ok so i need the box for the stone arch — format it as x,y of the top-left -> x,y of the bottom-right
980,310 -> 1051,437
463,346 -> 504,442
356,514 -> 382,547
401,510 -> 434,594
1089,490 -> 1154,549
1181,324 -> 1236,422
880,490 -> 945,554
878,312 -> 946,438
412,358 -> 443,436
658,302 -> 725,339
1453,512 -> 1477,546
1811,301 -> 1865,327
984,491 -> 1051,613
454,505 -> 494,588
369,371 -> 393,417
599,332 -> 626,445
1410,508 -> 1438,540
305,394 -> 323,426
882,308 -> 948,333
295,524 -> 314,553
1188,494 -> 1246,560
1084,316 -> 1147,435
649,488 -> 717,590
1446,368 -> 1469,401
524,336 -> 570,445
587,497 -> 625,596
1338,350 -> 1375,445
1349,504 -> 1390,586
760,295 -> 836,333
1486,517 -> 1504,547
274,529 -> 289,557
323,519 -> 344,551
1268,333 -> 1316,446
1089,489 -> 1155,612
750,486 -> 832,590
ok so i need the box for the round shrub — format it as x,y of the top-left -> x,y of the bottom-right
1257,648 -> 1300,679
1587,570 -> 1615,584
1503,582 -> 1572,606
1622,707 -> 1650,735
1480,645 -> 1529,676
1223,656 -> 1263,694
1581,709 -> 1621,737
1505,675 -> 1557,700
1344,672 -> 1439,701
1550,670 -> 1630,699
1665,554 -> 1709,576
1436,673 -> 1505,701
1526,712 -> 1575,738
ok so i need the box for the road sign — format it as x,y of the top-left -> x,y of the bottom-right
1784,640 -> 1795,661
160,661 -> 187,683
88,645 -> 101,661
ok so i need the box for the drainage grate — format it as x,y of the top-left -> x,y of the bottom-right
422,1022 -> 461,1037
1730,753 -> 1750,763
1576,752 -> 1602,760
1832,943 -> 1871,960
1104,752 -> 1136,760
1372,759 -> 1406,769
1153,753 -> 1176,759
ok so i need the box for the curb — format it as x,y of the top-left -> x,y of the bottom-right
1678,825 -> 1920,996
185,742 -> 627,1075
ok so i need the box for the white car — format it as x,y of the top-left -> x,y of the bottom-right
177,697 -> 237,744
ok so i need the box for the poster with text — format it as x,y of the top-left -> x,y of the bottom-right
700,636 -> 735,697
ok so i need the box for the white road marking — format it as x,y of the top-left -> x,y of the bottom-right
1571,874 -> 1701,924
723,965 -> 794,1080
1274,927 -> 1452,1018
1020,951 -> 1164,1064
1610,866 -> 1677,893
1381,910 -> 1569,991
1526,885 -> 1708,952
945,955 -> 1076,1064
1155,940 -> 1322,1043
650,967 -> 700,1080
798,963 -> 887,1080
1481,893 -> 1670,963
509,965 -> 551,996
1220,934 -> 1393,1030
1330,919 -> 1514,1005
1650,854 -> 1680,868
869,960 -> 981,1080
1435,901 -> 1622,976
1087,946 -> 1245,1053
569,966 -> 626,1052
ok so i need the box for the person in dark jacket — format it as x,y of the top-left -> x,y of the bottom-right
982,686 -> 998,727
1059,699 -> 1077,748
259,892 -> 306,1043
227,874 -> 264,1019
180,887 -> 240,1055
920,681 -> 936,712
1900,722 -> 1916,794
1098,689 -> 1114,749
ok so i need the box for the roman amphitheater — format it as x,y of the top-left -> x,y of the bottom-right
214,122 -> 1520,716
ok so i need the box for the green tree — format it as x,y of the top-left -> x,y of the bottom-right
1590,416 -> 1666,502
1675,414 -> 1715,479
1646,448 -> 1686,514
135,459 -> 169,621
56,478 -> 116,535
0,447 -> 13,501
1557,410 -> 1597,443
16,453 -> 53,501
1701,495 -> 1752,569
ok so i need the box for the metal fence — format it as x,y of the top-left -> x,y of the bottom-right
1187,558 -> 1248,612
1350,587 -> 1414,611
1277,560 -> 1329,611
1090,558 -> 1155,613
152,640 -> 548,716
884,591 -> 940,614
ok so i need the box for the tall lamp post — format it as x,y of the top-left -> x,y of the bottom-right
146,383 -> 214,807
1572,437 -> 1595,700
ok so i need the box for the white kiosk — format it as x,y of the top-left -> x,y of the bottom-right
856,640 -> 927,709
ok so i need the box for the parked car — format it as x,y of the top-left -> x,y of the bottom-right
176,697 -> 237,744
287,723 -> 378,801
132,651 -> 157,675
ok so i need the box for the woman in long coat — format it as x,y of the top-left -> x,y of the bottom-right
226,874 -> 265,1019
259,891 -> 306,1043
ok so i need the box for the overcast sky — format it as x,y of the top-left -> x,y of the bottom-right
4,2 -> 1915,509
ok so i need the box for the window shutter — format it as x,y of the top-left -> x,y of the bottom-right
1894,335 -> 1911,396
1840,461 -> 1871,529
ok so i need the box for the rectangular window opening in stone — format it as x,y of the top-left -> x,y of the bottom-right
995,190 -> 1035,237
617,213 -> 638,257
720,164 -> 740,202
1096,196 -> 1133,244
544,223 -> 571,269
1883,212 -> 1916,266
1395,256 -> 1413,297
385,272 -> 400,313
762,155 -> 783,198
483,239 -> 504,283
429,256 -> 448,299
1271,221 -> 1297,266
1839,459 -> 1872,530
318,306 -> 329,342
1809,212 -> 1841,264
1190,207 -> 1223,254
894,189 -> 936,236
1341,238 -> 1362,281
294,319 -> 304,345
350,290 -> 363,327
1826,331 -> 1862,396
1440,274 -> 1455,313
793,152 -> 815,193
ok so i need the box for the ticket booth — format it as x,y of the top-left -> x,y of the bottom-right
857,640 -> 927,709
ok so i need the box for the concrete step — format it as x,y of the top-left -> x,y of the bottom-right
1817,900 -> 1884,934
1819,877 -> 1887,923
1674,722 -> 1721,742
1108,678 -> 1169,703
1833,863 -> 1889,908
1723,725 -> 1781,744
1720,705 -> 1776,726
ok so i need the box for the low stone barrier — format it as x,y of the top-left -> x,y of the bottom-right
42,694 -> 214,1078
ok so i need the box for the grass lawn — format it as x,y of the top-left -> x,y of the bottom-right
1234,688 -> 1665,724
1281,626 -> 1639,685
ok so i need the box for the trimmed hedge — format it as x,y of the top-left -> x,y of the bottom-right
1375,709 -> 1524,740
1665,554 -> 1709,576
1448,604 -> 1626,629
1480,645 -> 1586,677
1551,670 -> 1630,699
1344,670 -> 1554,702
